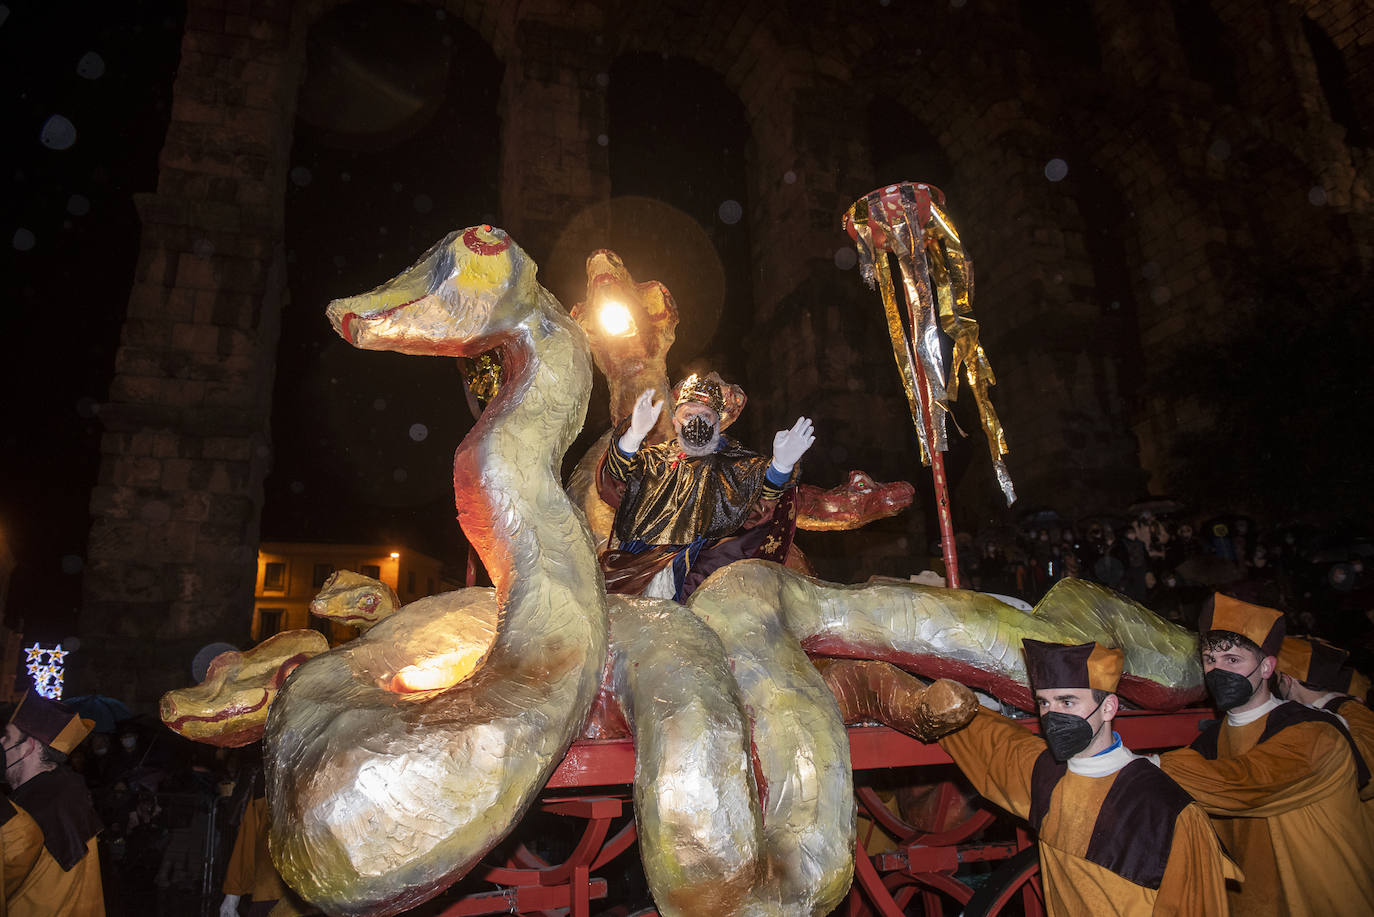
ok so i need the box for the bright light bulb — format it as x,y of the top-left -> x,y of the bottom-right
597,300 -> 635,337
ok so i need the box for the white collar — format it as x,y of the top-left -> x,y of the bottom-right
1310,691 -> 1344,709
1068,736 -> 1143,777
1307,693 -> 1350,729
1226,695 -> 1282,727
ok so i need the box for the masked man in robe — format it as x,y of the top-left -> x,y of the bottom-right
1274,635 -> 1374,816
938,640 -> 1240,915
598,371 -> 814,602
3,693 -> 104,916
1158,595 -> 1374,917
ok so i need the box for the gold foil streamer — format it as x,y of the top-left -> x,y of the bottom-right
852,198 -> 932,463
844,183 -> 1016,504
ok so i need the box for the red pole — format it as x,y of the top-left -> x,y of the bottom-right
910,354 -> 960,588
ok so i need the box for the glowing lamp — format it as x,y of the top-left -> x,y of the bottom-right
391,648 -> 486,694
597,299 -> 636,337
389,552 -> 400,559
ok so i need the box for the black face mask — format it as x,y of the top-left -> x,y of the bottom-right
1205,661 -> 1263,712
1040,698 -> 1105,762
680,415 -> 716,448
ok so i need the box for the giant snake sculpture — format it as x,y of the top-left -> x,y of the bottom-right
196,226 -> 1204,917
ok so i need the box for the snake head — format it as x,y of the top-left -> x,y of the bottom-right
327,225 -> 539,357
159,630 -> 329,747
311,570 -> 401,632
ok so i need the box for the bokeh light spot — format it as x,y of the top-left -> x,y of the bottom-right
1308,186 -> 1328,206
12,228 -> 35,251
41,115 -> 77,150
290,166 -> 313,187
408,423 -> 428,442
76,52 -> 105,79
1044,158 -> 1068,182
718,199 -> 743,225
66,194 -> 90,216
833,247 -> 858,270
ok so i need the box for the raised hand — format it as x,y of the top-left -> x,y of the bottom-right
772,416 -> 816,474
620,388 -> 664,453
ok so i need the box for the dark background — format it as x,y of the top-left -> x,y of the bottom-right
4,0 -> 1373,645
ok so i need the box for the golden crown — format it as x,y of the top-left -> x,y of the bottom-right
673,372 -> 726,415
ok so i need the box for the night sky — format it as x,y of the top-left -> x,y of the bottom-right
2,1 -> 186,641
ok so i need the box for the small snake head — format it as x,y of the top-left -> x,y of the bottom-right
310,570 -> 401,631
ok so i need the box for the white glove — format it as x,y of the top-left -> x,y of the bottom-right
771,416 -> 815,475
618,388 -> 664,454
220,894 -> 241,917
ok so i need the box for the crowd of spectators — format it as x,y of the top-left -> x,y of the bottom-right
60,717 -> 256,915
956,506 -> 1374,673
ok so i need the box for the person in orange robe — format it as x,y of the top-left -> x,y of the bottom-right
0,798 -> 45,917
2,693 -> 104,916
1159,595 -> 1374,917
1275,635 -> 1374,809
219,764 -> 292,917
940,639 -> 1239,915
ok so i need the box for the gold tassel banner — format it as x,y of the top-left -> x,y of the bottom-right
844,182 -> 1015,505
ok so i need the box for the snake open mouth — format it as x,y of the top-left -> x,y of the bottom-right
341,297 -> 423,343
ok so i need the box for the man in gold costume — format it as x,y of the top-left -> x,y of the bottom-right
598,371 -> 813,602
1158,595 -> 1374,916
939,640 -> 1240,914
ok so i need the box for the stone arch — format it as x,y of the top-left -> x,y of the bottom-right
1296,0 -> 1374,144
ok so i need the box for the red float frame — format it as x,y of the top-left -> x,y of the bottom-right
424,709 -> 1212,916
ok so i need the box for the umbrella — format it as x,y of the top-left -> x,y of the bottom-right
1018,506 -> 1063,529
1127,497 -> 1186,517
64,695 -> 133,734
1175,554 -> 1246,587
